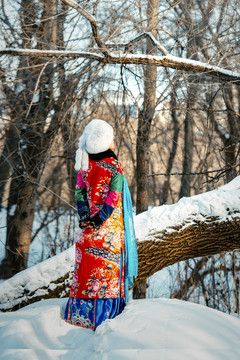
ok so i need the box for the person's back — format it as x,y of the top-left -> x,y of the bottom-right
71,150 -> 125,301
64,120 -> 132,330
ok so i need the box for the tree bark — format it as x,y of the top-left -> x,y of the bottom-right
0,125 -> 17,207
222,86 -> 238,182
0,0 -> 60,278
207,84 -> 239,184
178,4 -> 198,199
134,0 -> 158,299
136,216 -> 240,285
2,180 -> 36,277
160,91 -> 180,204
179,98 -> 194,198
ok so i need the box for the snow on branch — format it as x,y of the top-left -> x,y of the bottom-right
105,32 -> 169,56
1,48 -> 240,84
1,176 -> 240,311
0,48 -> 104,60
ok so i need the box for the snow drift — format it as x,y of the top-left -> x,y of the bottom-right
1,298 -> 240,360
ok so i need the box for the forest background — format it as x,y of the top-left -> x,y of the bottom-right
0,0 -> 240,314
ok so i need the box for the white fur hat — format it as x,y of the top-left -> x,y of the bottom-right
74,119 -> 114,171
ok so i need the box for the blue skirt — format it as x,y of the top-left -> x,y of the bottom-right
64,297 -> 126,330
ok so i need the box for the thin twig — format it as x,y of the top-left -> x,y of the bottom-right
24,176 -> 77,211
25,62 -> 49,120
148,165 -> 238,177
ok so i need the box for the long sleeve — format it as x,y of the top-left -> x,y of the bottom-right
75,172 -> 89,218
97,173 -> 124,223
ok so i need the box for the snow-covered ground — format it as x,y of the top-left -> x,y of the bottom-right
1,297 -> 240,360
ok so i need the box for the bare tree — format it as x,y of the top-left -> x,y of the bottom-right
0,0 -> 93,277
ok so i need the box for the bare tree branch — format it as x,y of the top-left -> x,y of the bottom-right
106,32 -> 169,56
61,0 -> 108,55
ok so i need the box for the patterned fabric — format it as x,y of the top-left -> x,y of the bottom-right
64,150 -> 128,330
70,150 -> 125,300
64,297 -> 126,330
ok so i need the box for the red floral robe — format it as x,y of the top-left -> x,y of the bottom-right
70,152 -> 125,299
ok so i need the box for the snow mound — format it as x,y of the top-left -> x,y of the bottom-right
1,298 -> 240,360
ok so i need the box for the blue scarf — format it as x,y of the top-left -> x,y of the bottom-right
122,176 -> 138,301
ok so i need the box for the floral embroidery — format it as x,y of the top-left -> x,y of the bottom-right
97,161 -> 121,176
76,230 -> 84,244
95,184 -> 110,200
75,247 -> 82,263
98,226 -> 108,237
82,263 -> 121,299
85,247 -> 120,262
103,233 -> 122,252
91,279 -> 102,296
64,297 -> 126,330
65,298 -> 94,328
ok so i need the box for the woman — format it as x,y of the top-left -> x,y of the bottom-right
64,119 -> 138,330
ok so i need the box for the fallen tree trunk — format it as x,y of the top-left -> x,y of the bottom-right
1,178 -> 240,311
1,214 -> 240,312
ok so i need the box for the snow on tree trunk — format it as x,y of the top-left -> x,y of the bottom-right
136,214 -> 240,286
